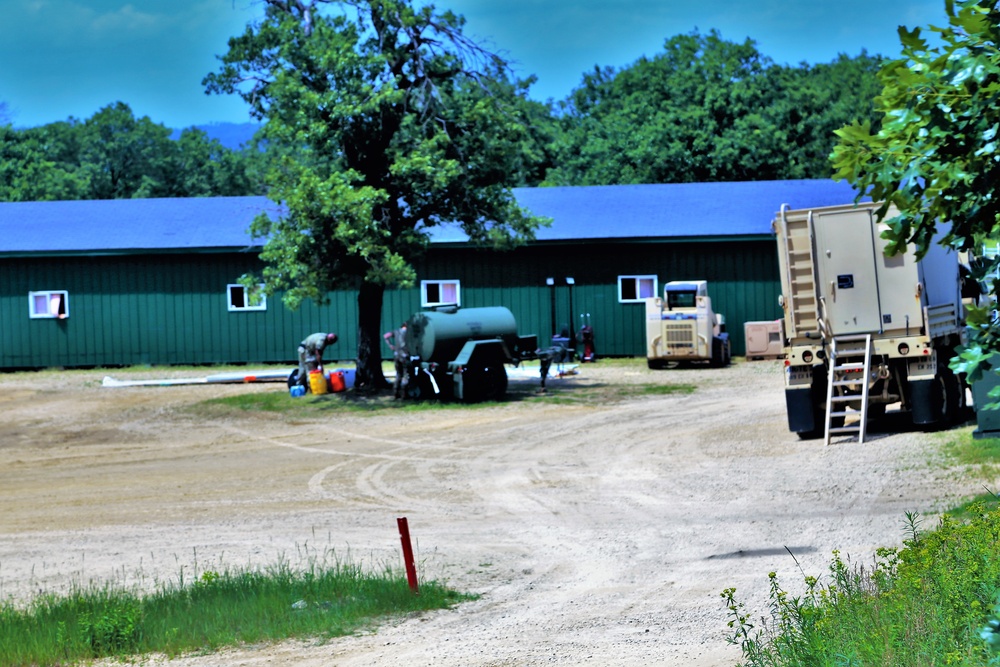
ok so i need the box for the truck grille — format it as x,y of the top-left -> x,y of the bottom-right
664,323 -> 695,350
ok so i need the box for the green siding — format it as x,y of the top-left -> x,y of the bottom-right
408,239 -> 782,358
0,238 -> 782,369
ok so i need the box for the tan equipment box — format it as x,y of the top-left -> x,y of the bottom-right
744,320 -> 784,360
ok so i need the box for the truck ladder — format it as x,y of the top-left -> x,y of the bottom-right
825,334 -> 873,445
778,206 -> 820,335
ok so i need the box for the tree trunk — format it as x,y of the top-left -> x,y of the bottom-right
354,280 -> 390,393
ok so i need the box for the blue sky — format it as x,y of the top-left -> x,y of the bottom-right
1,0 -> 946,129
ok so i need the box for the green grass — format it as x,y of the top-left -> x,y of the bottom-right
0,555 -> 469,666
194,379 -> 695,415
185,357 -> 697,417
943,429 -> 1000,468
723,505 -> 1000,666
937,430 -> 1000,517
723,429 -> 1000,666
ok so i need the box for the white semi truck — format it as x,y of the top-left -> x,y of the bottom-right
645,280 -> 731,368
774,201 -> 966,442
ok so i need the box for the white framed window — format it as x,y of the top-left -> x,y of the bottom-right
618,275 -> 657,303
421,279 -> 461,307
227,284 -> 267,311
29,290 -> 69,319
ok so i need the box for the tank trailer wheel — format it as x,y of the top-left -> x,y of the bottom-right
461,364 -> 508,403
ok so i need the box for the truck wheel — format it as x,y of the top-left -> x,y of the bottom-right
710,339 -> 724,368
911,366 -> 959,429
798,401 -> 845,439
936,367 -> 960,426
647,359 -> 665,370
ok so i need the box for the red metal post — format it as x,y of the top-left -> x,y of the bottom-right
397,517 -> 419,594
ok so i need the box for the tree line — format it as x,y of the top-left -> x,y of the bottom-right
0,29 -> 883,204
0,102 -> 265,202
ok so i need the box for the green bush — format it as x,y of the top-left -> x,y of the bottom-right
79,599 -> 143,655
723,506 -> 1000,666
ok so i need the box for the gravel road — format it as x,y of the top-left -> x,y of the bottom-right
0,359 -> 983,666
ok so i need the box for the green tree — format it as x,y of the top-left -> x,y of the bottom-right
167,127 -> 260,197
0,125 -> 87,201
204,0 -> 547,392
756,52 -> 884,179
80,102 -> 176,200
830,0 -> 1000,383
546,30 -> 882,186
0,106 -> 263,202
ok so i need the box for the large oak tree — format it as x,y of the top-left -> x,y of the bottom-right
204,0 -> 546,392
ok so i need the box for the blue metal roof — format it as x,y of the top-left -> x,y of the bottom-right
426,179 -> 866,243
0,196 -> 279,255
0,180 -> 866,255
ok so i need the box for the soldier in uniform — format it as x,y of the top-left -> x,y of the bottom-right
383,323 -> 410,399
296,332 -> 338,389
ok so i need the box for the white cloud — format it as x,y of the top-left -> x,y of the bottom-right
89,4 -> 161,33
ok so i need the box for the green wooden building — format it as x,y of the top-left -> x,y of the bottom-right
0,180 -> 862,370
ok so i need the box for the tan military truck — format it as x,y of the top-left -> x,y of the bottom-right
774,201 -> 966,442
645,280 -> 731,368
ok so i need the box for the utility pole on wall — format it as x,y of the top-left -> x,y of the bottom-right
546,277 -> 556,340
566,277 -> 576,354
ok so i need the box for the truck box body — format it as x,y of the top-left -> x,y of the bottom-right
773,202 -> 965,438
775,202 -> 962,357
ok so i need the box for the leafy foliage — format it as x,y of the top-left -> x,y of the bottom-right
723,505 -> 1000,666
546,30 -> 883,185
204,0 -> 548,391
831,0 -> 1000,386
0,102 -> 263,202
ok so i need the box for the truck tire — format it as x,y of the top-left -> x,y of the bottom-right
647,359 -> 666,370
911,365 -> 959,429
484,365 -> 508,402
787,367 -> 841,439
711,339 -> 725,368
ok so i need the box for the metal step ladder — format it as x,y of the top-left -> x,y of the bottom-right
779,207 -> 820,334
825,334 -> 873,445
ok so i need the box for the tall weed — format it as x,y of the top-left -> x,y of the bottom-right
723,505 -> 1000,666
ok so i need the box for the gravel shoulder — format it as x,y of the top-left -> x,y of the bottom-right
0,360 -> 986,666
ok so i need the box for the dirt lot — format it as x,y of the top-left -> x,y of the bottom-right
0,359 -> 986,666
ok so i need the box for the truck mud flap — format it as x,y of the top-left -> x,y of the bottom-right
785,387 -> 817,435
910,378 -> 941,425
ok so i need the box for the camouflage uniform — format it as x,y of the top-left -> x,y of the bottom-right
383,325 -> 410,398
297,332 -> 334,387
